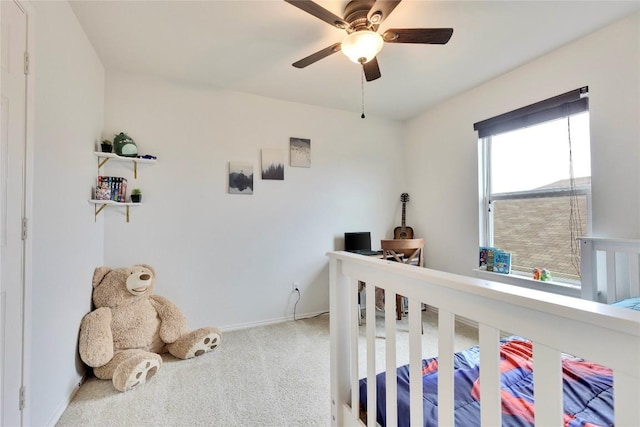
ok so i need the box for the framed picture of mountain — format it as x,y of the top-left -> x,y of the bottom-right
290,137 -> 311,168
261,149 -> 284,180
228,161 -> 254,194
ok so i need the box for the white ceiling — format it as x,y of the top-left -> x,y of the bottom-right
69,0 -> 639,121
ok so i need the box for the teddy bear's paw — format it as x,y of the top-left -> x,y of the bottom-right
113,353 -> 162,392
184,329 -> 221,359
122,358 -> 160,391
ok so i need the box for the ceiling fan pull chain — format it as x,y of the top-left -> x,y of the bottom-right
360,67 -> 365,118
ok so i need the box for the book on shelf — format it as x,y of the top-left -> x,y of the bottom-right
479,246 -> 497,269
95,176 -> 111,200
95,176 -> 127,202
486,249 -> 494,272
493,250 -> 512,274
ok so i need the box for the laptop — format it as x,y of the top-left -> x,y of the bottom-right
344,232 -> 383,256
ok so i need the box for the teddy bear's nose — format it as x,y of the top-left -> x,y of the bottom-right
140,274 -> 151,281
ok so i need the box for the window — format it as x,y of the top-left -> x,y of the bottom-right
475,88 -> 591,283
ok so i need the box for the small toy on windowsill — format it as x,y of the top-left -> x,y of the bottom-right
532,268 -> 552,281
540,269 -> 551,281
532,268 -> 541,280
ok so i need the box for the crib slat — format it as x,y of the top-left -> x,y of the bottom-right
614,371 -> 640,425
480,324 -> 501,427
365,283 -> 377,426
350,278 -> 360,421
606,251 -> 617,303
385,289 -> 398,427
533,343 -> 562,426
329,258 -> 352,426
329,241 -> 640,427
580,238 -> 597,301
409,299 -> 423,427
438,309 -> 455,426
629,253 -> 640,297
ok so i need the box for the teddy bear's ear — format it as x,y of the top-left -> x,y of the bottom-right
92,266 -> 112,288
138,264 -> 156,277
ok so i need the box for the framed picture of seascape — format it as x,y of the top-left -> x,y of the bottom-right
290,137 -> 310,168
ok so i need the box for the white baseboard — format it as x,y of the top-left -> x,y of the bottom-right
220,310 -> 329,333
45,376 -> 83,427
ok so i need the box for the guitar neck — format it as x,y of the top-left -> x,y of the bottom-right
401,202 -> 406,230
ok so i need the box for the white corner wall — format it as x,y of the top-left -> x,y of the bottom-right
29,1 -> 105,425
102,72 -> 405,330
404,12 -> 640,276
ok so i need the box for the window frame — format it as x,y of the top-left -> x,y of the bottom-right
476,88 -> 592,284
480,132 -> 593,276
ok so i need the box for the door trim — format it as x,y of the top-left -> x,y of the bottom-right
18,0 -> 34,425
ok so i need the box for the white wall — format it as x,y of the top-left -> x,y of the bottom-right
404,12 -> 640,276
102,72 -> 405,330
29,1 -> 105,425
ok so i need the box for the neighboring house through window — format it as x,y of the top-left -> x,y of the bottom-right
475,87 -> 591,284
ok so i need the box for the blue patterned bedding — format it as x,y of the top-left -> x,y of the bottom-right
612,296 -> 640,311
359,336 -> 615,427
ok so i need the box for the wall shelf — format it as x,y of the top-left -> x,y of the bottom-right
88,199 -> 141,223
94,152 -> 156,179
92,151 -> 155,223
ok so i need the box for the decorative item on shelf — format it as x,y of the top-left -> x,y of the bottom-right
113,132 -> 138,157
493,250 -> 511,274
95,180 -> 111,200
96,176 -> 127,202
532,268 -> 551,281
100,139 -> 113,153
130,188 -> 142,203
532,268 -> 541,280
486,249 -> 495,272
479,246 -> 497,269
540,269 -> 551,281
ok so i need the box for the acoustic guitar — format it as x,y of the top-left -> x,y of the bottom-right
393,193 -> 414,239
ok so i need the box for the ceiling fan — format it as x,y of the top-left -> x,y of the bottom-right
285,0 -> 453,82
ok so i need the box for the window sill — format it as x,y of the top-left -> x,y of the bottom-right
474,269 -> 581,298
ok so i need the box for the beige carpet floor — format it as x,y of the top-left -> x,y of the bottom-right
56,310 -> 478,427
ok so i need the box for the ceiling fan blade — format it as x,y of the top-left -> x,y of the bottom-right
292,43 -> 342,68
284,0 -> 349,29
367,0 -> 402,27
382,28 -> 454,44
363,57 -> 381,82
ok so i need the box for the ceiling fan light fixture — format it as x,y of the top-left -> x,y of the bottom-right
341,30 -> 383,64
370,11 -> 383,24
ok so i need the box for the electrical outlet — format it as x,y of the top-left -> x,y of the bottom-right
292,281 -> 300,292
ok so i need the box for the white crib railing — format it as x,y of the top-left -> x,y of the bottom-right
328,250 -> 640,427
580,237 -> 640,303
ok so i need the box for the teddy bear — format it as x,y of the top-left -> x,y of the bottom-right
78,264 -> 221,392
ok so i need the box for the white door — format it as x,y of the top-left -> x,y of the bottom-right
1,1 -> 28,425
